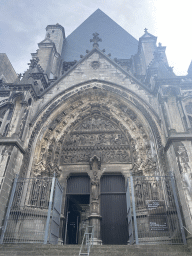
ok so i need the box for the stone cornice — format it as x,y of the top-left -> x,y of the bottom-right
0,138 -> 25,154
164,134 -> 192,151
4,83 -> 38,100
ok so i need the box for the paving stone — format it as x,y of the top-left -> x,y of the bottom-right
0,244 -> 191,256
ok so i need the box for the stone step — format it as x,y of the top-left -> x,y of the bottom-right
0,244 -> 191,256
0,244 -> 80,256
90,245 -> 191,256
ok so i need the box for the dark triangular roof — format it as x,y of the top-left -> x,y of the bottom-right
188,61 -> 192,77
61,9 -> 138,61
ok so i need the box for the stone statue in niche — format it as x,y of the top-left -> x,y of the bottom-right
174,142 -> 192,196
33,144 -> 47,176
90,156 -> 100,202
19,108 -> 28,139
182,163 -> 192,195
91,177 -> 99,200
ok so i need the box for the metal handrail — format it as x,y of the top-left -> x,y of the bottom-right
183,226 -> 192,235
79,226 -> 94,256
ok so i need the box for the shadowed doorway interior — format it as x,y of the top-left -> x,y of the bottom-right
64,175 -> 90,244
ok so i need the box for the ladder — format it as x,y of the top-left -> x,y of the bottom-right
79,226 -> 94,256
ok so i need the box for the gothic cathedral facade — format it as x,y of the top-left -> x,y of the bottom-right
0,9 -> 192,245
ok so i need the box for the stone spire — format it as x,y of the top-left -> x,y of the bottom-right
136,29 -> 157,76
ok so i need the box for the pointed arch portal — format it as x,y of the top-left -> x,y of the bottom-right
23,85 -> 167,245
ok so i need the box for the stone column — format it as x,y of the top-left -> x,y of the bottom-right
88,156 -> 102,245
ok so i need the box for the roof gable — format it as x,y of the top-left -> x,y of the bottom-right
44,47 -> 146,98
61,9 -> 138,62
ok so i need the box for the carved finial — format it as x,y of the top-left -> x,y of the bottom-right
144,28 -> 148,33
0,78 -> 8,89
28,57 -> 39,69
168,66 -> 174,72
90,32 -> 102,48
17,73 -> 22,80
158,42 -> 162,47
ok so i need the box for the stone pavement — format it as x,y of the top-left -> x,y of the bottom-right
0,244 -> 191,256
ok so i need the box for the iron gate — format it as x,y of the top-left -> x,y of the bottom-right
0,175 -> 63,244
126,178 -> 134,244
128,176 -> 186,245
49,178 -> 63,244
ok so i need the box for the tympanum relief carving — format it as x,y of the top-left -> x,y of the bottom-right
60,115 -> 131,164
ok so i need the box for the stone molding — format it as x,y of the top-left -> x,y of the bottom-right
165,133 -> 192,151
0,137 -> 25,154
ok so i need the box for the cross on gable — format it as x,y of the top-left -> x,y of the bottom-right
90,32 -> 102,48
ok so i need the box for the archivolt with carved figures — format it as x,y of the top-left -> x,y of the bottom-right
19,86 -> 165,178
31,96 -> 161,177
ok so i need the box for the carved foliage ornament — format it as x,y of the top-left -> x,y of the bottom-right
91,61 -> 100,70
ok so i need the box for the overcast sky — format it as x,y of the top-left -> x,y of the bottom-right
0,0 -> 192,76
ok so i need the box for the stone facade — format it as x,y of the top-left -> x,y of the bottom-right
0,9 -> 192,245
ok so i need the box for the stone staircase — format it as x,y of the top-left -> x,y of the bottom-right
0,244 -> 191,256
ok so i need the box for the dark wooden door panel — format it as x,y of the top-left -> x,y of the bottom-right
101,175 -> 128,244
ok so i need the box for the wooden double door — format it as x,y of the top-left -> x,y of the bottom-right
65,174 -> 128,245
